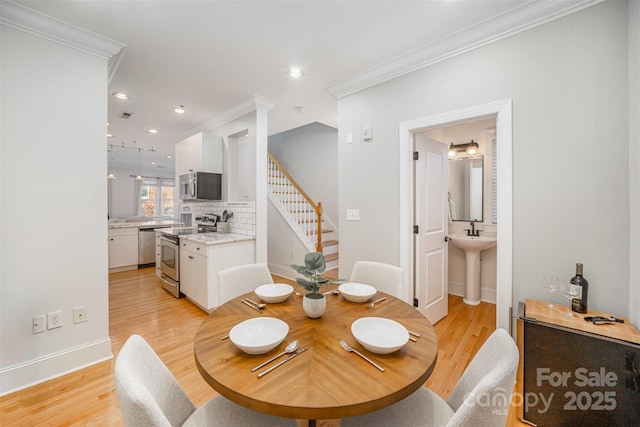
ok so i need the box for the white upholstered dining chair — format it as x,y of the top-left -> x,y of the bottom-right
349,261 -> 404,298
217,263 -> 273,304
114,334 -> 297,427
340,328 -> 519,427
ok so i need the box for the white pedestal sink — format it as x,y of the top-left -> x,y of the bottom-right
449,233 -> 497,305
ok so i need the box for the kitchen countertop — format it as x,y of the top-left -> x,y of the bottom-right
180,232 -> 254,246
108,220 -> 183,229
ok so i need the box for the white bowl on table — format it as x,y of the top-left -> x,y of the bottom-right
338,282 -> 377,303
254,283 -> 294,303
229,317 -> 289,354
351,317 -> 409,354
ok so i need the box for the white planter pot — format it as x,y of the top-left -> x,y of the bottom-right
302,294 -> 326,318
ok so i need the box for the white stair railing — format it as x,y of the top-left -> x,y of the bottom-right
267,153 -> 323,252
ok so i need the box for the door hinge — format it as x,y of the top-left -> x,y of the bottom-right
413,298 -> 419,307
413,151 -> 419,160
413,225 -> 419,234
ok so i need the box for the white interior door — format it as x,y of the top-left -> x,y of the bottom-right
414,134 -> 448,324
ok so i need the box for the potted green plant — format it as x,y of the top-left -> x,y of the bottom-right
291,252 -> 343,318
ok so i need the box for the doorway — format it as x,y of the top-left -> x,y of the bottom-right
398,99 -> 513,332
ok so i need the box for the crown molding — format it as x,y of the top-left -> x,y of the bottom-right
327,0 -> 604,99
188,94 -> 276,135
0,0 -> 125,60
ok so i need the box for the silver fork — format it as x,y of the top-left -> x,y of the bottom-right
339,340 -> 384,372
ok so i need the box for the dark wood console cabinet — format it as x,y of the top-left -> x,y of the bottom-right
517,299 -> 640,427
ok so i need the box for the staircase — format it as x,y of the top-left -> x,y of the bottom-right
267,153 -> 339,270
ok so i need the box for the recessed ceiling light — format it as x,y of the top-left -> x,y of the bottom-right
107,133 -> 113,138
146,129 -> 159,134
151,161 -> 157,165
288,67 -> 303,77
294,106 -> 305,114
112,92 -> 131,100
107,122 -> 111,126
174,105 -> 186,114
165,155 -> 172,159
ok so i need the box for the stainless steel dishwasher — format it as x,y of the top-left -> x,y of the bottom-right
138,226 -> 168,266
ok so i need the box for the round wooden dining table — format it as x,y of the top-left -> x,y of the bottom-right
193,286 -> 438,423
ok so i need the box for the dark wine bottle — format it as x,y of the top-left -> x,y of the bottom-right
570,263 -> 589,313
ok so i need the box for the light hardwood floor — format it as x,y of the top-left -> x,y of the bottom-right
0,268 -> 525,426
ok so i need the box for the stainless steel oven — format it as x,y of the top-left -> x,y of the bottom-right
159,233 -> 180,297
158,215 -> 218,298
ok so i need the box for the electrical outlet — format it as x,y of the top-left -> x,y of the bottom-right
346,209 -> 360,221
33,315 -> 45,334
47,310 -> 63,329
73,306 -> 87,324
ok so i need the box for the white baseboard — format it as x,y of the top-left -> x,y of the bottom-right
448,281 -> 497,305
268,263 -> 296,282
0,337 -> 113,396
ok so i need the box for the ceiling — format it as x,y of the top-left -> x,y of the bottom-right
13,0 -> 593,171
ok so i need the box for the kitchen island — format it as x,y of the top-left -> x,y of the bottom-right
177,232 -> 255,312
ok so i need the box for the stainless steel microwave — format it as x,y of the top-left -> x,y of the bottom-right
179,172 -> 222,201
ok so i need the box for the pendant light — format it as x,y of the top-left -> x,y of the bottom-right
135,148 -> 143,181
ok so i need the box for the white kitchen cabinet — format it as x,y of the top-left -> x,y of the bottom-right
175,132 -> 223,176
108,227 -> 138,271
179,239 -> 208,307
179,238 -> 255,312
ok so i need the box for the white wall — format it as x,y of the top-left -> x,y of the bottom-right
268,122 -> 339,223
267,202 -> 310,279
337,1 -> 633,318
629,0 -> 640,328
1,22 -> 114,393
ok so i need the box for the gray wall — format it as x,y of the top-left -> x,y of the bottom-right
337,1 -> 635,317
268,122 -> 339,223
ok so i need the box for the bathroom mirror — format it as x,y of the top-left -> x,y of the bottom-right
448,156 -> 483,222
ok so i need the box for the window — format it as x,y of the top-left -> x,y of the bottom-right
138,178 -> 175,218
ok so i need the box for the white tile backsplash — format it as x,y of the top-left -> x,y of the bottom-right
184,201 -> 256,236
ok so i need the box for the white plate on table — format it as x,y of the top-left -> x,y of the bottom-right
255,283 -> 294,303
351,317 -> 409,354
338,282 -> 377,303
229,317 -> 289,354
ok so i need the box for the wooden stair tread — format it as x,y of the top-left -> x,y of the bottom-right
324,252 -> 339,262
322,240 -> 339,247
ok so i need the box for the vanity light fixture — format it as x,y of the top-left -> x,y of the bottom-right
174,105 -> 186,114
288,67 -> 303,77
448,140 -> 480,158
113,92 -> 131,100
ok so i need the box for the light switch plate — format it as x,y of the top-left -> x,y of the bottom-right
362,125 -> 373,141
346,209 -> 360,221
346,132 -> 353,144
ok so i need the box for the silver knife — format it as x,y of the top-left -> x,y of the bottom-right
257,347 -> 308,378
241,299 -> 262,313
